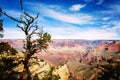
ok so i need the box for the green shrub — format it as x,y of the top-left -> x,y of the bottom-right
33,74 -> 40,80
97,63 -> 120,80
0,57 -> 22,80
41,66 -> 60,80
0,42 -> 17,54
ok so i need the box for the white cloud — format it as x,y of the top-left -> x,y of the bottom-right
102,21 -> 120,31
44,10 -> 93,24
2,26 -> 118,40
102,25 -> 108,28
3,1 -> 117,40
26,2 -> 93,24
102,17 -> 110,21
69,4 -> 86,11
41,5 -> 93,24
109,4 -> 120,12
112,22 -> 120,31
45,26 -> 118,40
80,29 -> 117,39
97,0 -> 104,5
113,26 -> 120,30
3,28 -> 25,39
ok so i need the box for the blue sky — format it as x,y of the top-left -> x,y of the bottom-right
0,0 -> 120,39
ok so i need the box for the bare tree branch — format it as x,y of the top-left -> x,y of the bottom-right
24,15 -> 30,23
20,0 -> 24,11
29,25 -> 38,36
0,20 -> 3,31
27,25 -> 34,32
1,11 -> 27,26
34,13 -> 39,19
2,11 -> 21,23
17,24 -> 24,31
0,8 -> 2,16
20,0 -> 35,24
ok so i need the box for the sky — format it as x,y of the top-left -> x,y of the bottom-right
0,0 -> 120,40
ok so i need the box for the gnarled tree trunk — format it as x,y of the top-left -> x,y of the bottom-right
1,0 -> 51,80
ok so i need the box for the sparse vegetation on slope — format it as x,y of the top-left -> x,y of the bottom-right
0,42 -> 18,54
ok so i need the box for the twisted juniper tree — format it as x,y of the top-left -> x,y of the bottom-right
0,0 -> 51,80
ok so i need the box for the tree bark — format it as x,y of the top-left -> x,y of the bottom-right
22,50 -> 31,80
22,34 -> 32,80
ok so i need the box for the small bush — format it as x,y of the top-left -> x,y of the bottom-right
0,42 -> 17,54
97,63 -> 120,80
41,66 -> 60,80
33,74 -> 40,80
